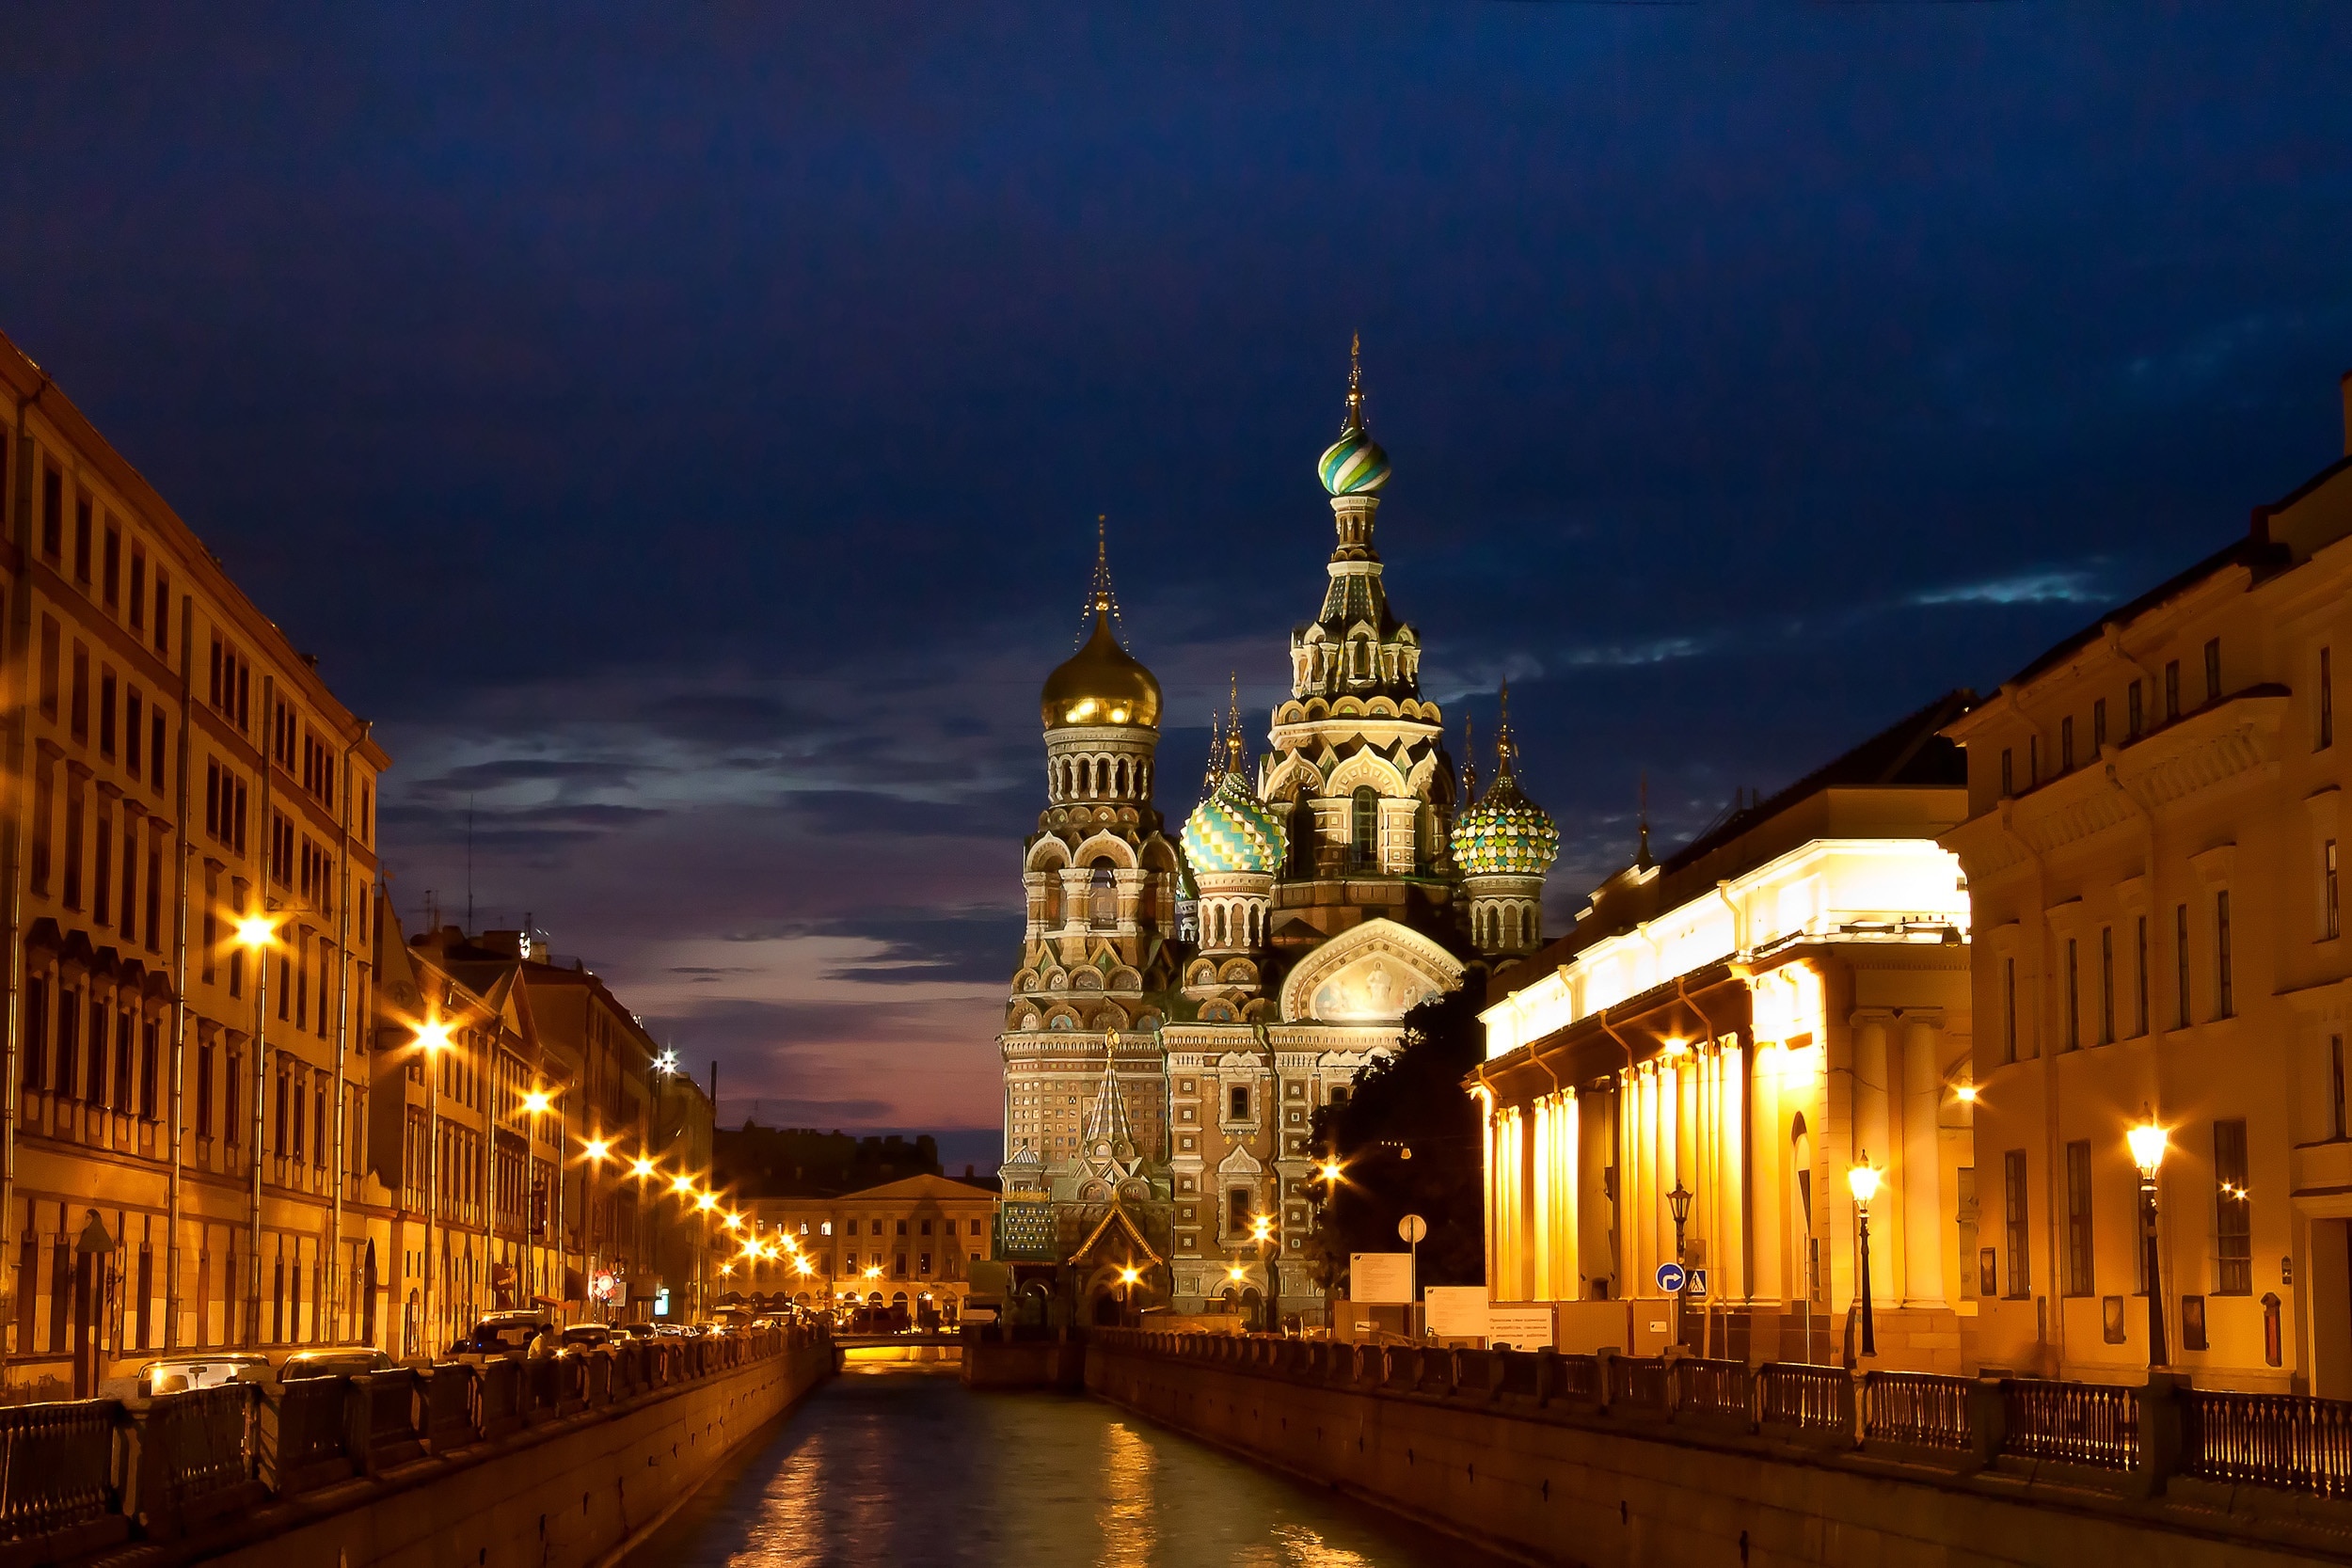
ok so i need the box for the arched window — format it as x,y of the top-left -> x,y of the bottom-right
1288,805 -> 1312,878
1089,863 -> 1118,928
1115,757 -> 1129,797
1212,904 -> 1228,948
1503,906 -> 1519,949
1351,788 -> 1379,870
1041,879 -> 1063,927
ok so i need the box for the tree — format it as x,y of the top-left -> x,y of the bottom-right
1304,982 -> 1486,1301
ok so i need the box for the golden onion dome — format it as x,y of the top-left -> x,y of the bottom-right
1041,603 -> 1162,730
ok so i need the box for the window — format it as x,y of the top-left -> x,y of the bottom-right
69,643 -> 87,742
40,466 -> 61,560
129,551 -> 145,630
2333,1036 -> 2346,1141
1088,862 -> 1116,928
151,712 -> 166,791
2175,903 -> 2191,1029
2003,1148 -> 2030,1298
98,671 -> 115,757
101,523 -> 119,610
72,496 -> 91,584
2165,659 -> 2181,721
2135,914 -> 2149,1037
37,617 -> 57,721
1228,1085 -> 1249,1121
2002,958 -> 2017,1063
2093,697 -> 2108,754
2063,1140 -> 2094,1296
152,570 -> 169,655
2060,716 -> 2074,773
2128,680 -> 2145,740
2331,840 -> 2344,942
1228,1188 -> 1252,1230
125,692 -> 141,777
2064,939 -> 2080,1051
2204,637 -> 2222,703
2214,1119 -> 2251,1295
1350,786 -> 1378,869
1999,748 -> 2014,798
2217,891 -> 2234,1020
2100,927 -> 2115,1045
2324,648 -> 2337,751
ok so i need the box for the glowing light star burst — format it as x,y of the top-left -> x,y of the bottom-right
414,1021 -> 453,1053
234,916 -> 277,948
630,1157 -> 656,1180
521,1090 -> 551,1115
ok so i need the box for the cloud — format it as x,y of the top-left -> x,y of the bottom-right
1908,570 -> 2108,608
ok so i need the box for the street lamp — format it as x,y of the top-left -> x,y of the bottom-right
1847,1153 -> 1882,1359
1248,1213 -> 1278,1333
1118,1265 -> 1140,1325
1666,1180 -> 1692,1351
231,914 -> 280,1349
2128,1110 -> 2169,1367
412,1018 -> 453,1355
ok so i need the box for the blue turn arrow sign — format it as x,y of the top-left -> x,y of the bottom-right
1654,1261 -> 1687,1294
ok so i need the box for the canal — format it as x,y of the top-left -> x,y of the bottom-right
629,1361 -> 1514,1567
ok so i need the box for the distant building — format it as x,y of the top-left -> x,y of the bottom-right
1478,697 -> 1976,1370
739,1174 -> 997,1319
0,330 -> 391,1398
1944,377 -> 2352,1393
713,1125 -> 941,1198
1000,345 -> 1557,1326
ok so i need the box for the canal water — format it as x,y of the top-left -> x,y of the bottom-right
628,1361 -> 1514,1567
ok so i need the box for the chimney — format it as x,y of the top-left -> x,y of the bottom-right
2341,370 -> 2351,457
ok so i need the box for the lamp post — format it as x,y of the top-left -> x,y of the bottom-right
231,914 -> 278,1349
581,1138 -> 611,1322
628,1155 -> 655,1323
1847,1153 -> 1881,1360
413,1019 -> 453,1357
2128,1110 -> 2169,1367
1118,1265 -> 1140,1326
1249,1213 -> 1277,1334
1666,1180 -> 1692,1352
520,1088 -> 553,1310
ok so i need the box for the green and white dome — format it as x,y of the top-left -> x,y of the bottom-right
1453,770 -> 1559,878
1318,422 -> 1391,496
1183,771 -> 1287,877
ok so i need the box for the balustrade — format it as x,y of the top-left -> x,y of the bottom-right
2001,1379 -> 2138,1471
1756,1363 -> 1854,1439
1865,1371 -> 1973,1451
1670,1357 -> 1751,1423
2182,1389 -> 2352,1497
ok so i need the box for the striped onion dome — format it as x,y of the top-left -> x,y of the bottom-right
1452,769 -> 1560,878
1318,421 -> 1391,496
1182,771 -> 1287,877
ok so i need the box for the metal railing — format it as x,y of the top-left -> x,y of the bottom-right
1672,1357 -> 1752,1422
1756,1363 -> 1851,1435
2183,1389 -> 2352,1497
2002,1378 -> 2138,1471
0,1323 -> 828,1559
1607,1356 -> 1670,1413
0,1399 -> 117,1541
1865,1371 -> 1973,1451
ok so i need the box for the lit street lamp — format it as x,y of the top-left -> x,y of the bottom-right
232,914 -> 278,1348
1847,1153 -> 1882,1359
2128,1110 -> 2169,1367
412,1018 -> 453,1355
1118,1265 -> 1139,1325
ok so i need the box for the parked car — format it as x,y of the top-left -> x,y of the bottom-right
280,1347 -> 395,1380
461,1310 -> 552,1357
615,1322 -> 661,1340
123,1353 -> 270,1399
561,1323 -> 613,1351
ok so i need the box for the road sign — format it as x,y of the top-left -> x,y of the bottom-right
1654,1261 -> 1687,1294
1687,1268 -> 1709,1300
1397,1214 -> 1427,1244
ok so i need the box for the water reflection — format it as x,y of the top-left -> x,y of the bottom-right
628,1363 -> 1503,1568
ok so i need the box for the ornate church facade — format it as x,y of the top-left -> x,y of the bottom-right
997,348 -> 1560,1324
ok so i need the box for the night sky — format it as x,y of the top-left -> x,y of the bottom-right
6,6 -> 2349,1158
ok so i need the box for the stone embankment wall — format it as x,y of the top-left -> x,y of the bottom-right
1086,1333 -> 2348,1568
80,1338 -> 834,1568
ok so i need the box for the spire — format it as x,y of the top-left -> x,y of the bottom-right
1078,514 -> 1129,648
1200,709 -> 1225,800
1637,771 -> 1653,869
1495,679 -> 1518,784
1224,673 -> 1247,777
1461,714 -> 1479,804
1342,330 -> 1367,434
1084,1043 -> 1136,1151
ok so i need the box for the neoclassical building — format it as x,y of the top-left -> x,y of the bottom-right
998,348 -> 1558,1323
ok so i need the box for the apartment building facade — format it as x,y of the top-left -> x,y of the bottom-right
1,331 -> 389,1397
1944,384 -> 2352,1393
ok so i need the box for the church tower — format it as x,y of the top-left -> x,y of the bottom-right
1453,684 -> 1561,966
1180,684 -> 1285,1022
1261,340 -> 1460,952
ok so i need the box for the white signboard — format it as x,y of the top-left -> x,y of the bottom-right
1486,1306 -> 1555,1350
1423,1286 -> 1488,1338
1350,1252 -> 1414,1305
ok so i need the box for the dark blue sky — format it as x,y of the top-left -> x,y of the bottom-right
7,4 -> 2349,1141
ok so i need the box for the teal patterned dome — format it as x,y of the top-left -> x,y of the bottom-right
1318,423 -> 1391,496
1183,771 -> 1287,877
1452,771 -> 1560,878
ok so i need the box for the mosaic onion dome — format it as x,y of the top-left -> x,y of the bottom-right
1451,693 -> 1559,877
1183,769 -> 1287,876
1317,334 -> 1391,496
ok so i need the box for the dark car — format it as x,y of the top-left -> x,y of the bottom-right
561,1323 -> 613,1351
461,1310 -> 553,1357
281,1347 -> 395,1380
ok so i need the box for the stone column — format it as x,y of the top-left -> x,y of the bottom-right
1851,1009 -> 1893,1310
1900,1012 -> 1947,1307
